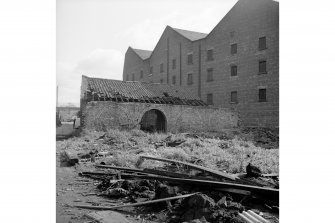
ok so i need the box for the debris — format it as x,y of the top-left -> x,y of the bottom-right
187,193 -> 215,208
85,211 -> 131,223
62,150 -> 79,166
138,155 -> 238,181
246,163 -> 262,178
103,188 -> 129,198
167,139 -> 186,147
119,174 -> 279,200
238,210 -> 270,223
73,192 -> 199,210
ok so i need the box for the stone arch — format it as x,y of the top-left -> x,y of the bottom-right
140,109 -> 167,133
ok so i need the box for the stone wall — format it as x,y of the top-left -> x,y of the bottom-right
81,101 -> 239,132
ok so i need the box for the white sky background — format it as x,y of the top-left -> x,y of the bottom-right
57,0 -> 238,106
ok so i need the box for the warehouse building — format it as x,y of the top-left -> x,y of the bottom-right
122,0 -> 279,127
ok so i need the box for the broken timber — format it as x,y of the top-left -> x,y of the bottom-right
95,165 -> 148,174
74,192 -> 199,210
122,174 -> 278,198
138,155 -> 238,181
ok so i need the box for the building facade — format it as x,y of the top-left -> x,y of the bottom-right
80,76 -> 238,132
122,0 -> 279,127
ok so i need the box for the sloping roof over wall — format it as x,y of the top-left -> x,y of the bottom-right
171,27 -> 207,41
132,48 -> 152,60
83,76 -> 207,106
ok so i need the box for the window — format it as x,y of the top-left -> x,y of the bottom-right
207,68 -> 213,82
160,63 -> 164,73
126,75 -> 129,81
259,37 -> 266,51
140,70 -> 143,79
259,88 -> 267,102
187,73 -> 193,85
150,66 -> 153,74
231,91 -> 238,103
172,75 -> 176,85
231,43 -> 237,54
132,73 -> 135,81
230,31 -> 235,37
172,59 -> 176,69
231,65 -> 237,76
207,49 -> 214,61
160,79 -> 164,84
259,60 -> 267,74
207,93 -> 213,105
187,54 -> 193,65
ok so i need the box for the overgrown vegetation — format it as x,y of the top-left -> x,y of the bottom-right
57,128 -> 279,174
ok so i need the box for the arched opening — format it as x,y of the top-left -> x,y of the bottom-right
140,109 -> 166,133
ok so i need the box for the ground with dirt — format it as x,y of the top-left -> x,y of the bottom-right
56,127 -> 279,223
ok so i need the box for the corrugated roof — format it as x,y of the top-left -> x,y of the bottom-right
83,76 -> 206,106
172,27 -> 207,41
132,48 -> 152,60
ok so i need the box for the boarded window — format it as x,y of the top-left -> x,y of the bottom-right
160,63 -> 164,73
140,70 -> 143,79
207,49 -> 214,61
207,68 -> 213,82
259,60 -> 267,73
160,79 -> 164,84
172,75 -> 176,85
207,93 -> 213,105
150,66 -> 153,74
231,91 -> 238,103
231,65 -> 237,76
231,43 -> 237,54
187,73 -> 193,85
187,54 -> 193,65
259,37 -> 266,51
172,59 -> 176,69
132,73 -> 135,81
259,88 -> 267,102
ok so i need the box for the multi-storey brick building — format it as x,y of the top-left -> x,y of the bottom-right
122,0 -> 279,127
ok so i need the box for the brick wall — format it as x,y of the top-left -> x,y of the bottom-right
81,101 -> 239,132
122,0 -> 279,127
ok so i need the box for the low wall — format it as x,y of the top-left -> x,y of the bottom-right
81,101 -> 239,132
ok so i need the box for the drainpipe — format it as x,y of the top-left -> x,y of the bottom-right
179,42 -> 182,86
198,44 -> 201,98
167,38 -> 170,84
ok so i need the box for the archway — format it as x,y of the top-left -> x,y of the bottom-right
140,109 -> 166,133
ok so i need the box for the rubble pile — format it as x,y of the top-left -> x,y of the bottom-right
75,155 -> 279,223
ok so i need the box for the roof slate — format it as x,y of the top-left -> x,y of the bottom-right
172,27 -> 207,41
132,48 -> 152,60
83,76 -> 206,106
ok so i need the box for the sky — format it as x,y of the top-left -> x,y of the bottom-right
56,0 -> 238,107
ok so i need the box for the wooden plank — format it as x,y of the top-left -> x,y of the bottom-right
85,211 -> 131,223
213,188 -> 252,196
74,192 -> 198,210
139,155 -> 238,181
121,174 -> 278,197
142,168 -> 191,178
95,165 -> 148,174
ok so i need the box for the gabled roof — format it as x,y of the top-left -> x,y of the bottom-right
131,48 -> 152,60
83,76 -> 206,106
171,27 -> 207,41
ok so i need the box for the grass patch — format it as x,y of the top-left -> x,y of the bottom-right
57,128 -> 279,174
